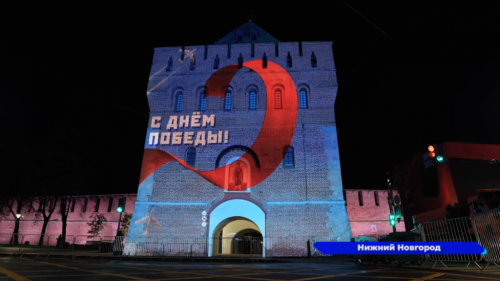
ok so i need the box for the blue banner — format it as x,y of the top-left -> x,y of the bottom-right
314,242 -> 487,255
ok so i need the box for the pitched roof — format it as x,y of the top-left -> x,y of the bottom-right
214,21 -> 279,45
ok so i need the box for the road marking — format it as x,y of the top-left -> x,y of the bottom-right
21,259 -> 144,280
410,273 -> 445,281
0,266 -> 31,281
293,268 -> 387,281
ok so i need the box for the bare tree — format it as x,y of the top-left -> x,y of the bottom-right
36,195 -> 58,245
0,196 -> 30,245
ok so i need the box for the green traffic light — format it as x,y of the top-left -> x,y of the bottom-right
436,155 -> 444,163
117,206 -> 123,213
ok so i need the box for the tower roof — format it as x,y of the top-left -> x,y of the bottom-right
214,21 -> 279,45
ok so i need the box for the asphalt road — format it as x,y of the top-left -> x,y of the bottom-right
1,257 -> 500,281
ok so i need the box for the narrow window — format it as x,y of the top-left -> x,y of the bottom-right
299,41 -> 303,56
287,52 -> 292,67
358,191 -> 364,206
249,91 -> 256,110
213,55 -> 220,69
166,56 -> 173,71
189,55 -> 196,71
300,89 -> 308,109
224,90 -> 232,111
82,198 -> 88,212
180,46 -> 185,61
284,146 -> 295,168
175,91 -> 183,112
227,44 -> 231,58
94,197 -> 100,212
107,197 -> 113,212
262,53 -> 268,68
275,89 -> 282,109
374,191 -> 380,206
275,43 -> 279,57
204,45 -> 208,60
311,52 -> 317,67
70,198 -> 76,212
237,53 -> 243,68
200,92 -> 207,111
251,43 -> 255,58
186,147 -> 196,167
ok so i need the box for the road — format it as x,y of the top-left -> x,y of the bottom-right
0,257 -> 499,280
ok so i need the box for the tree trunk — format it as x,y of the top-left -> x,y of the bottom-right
38,219 -> 49,246
11,218 -> 20,245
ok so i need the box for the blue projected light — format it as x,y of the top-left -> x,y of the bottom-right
314,242 -> 486,255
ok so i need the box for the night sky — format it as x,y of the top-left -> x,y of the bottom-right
1,2 -> 500,195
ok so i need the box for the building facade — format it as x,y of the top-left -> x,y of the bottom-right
124,22 -> 391,257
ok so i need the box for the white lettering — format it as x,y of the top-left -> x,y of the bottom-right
160,132 -> 170,144
389,244 -> 395,251
148,132 -> 159,145
194,131 -> 206,146
397,244 -> 404,251
151,116 -> 162,128
435,246 -> 441,251
191,112 -> 201,127
202,114 -> 215,127
207,131 -> 218,144
358,244 -> 364,251
179,115 -> 190,128
166,116 -> 178,130
172,132 -> 182,144
184,131 -> 194,144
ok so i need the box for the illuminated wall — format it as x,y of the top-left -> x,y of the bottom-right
125,23 -> 351,257
0,195 -> 135,244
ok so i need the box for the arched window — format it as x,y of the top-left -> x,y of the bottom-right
300,89 -> 308,109
249,91 -> 257,110
287,52 -> 293,67
224,90 -> 232,111
200,92 -> 207,111
284,146 -> 295,168
274,89 -> 282,109
186,147 -> 196,167
175,90 -> 183,112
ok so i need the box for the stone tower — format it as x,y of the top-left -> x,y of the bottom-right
124,22 -> 351,257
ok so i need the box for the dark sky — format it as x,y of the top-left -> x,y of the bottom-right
1,2 -> 500,195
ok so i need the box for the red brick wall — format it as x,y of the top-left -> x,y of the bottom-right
0,195 -> 136,244
345,190 -> 405,239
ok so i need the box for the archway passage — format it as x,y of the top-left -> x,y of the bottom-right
233,229 -> 263,255
211,217 -> 263,256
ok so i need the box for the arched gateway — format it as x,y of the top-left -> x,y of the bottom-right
209,199 -> 266,257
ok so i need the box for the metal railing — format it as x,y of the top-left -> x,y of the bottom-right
0,234 -> 125,255
420,217 -> 482,269
472,208 -> 500,270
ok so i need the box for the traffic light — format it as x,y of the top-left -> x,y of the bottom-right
117,198 -> 125,213
435,145 -> 447,164
423,144 -> 437,168
394,204 -> 402,218
389,214 -> 396,226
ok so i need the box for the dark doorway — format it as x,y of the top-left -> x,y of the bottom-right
232,229 -> 263,255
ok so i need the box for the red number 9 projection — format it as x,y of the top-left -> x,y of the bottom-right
139,60 -> 297,191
